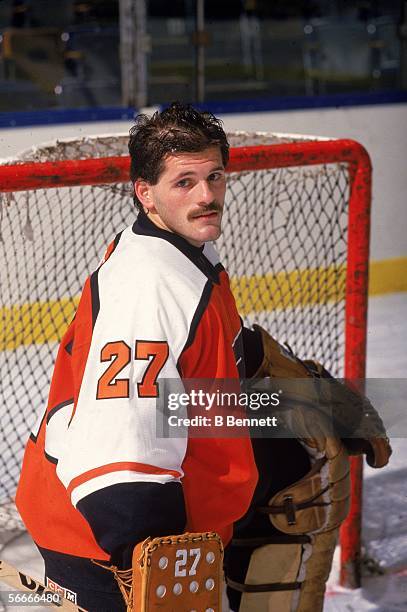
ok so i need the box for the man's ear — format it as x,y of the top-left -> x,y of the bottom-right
134,179 -> 154,213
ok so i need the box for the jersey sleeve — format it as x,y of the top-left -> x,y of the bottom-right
76,481 -> 186,568
53,259 -> 194,508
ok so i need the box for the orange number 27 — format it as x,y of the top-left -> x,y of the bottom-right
96,340 -> 169,400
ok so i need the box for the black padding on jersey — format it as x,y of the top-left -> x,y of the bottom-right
133,210 -> 221,283
77,481 -> 186,569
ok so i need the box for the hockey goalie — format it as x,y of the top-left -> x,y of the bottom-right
13,103 -> 391,612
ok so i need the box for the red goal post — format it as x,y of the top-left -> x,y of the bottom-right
0,134 -> 371,588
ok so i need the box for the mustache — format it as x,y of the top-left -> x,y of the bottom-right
189,201 -> 223,218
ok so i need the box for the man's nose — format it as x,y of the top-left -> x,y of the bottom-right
196,180 -> 213,205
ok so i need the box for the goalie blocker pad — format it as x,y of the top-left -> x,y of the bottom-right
131,532 -> 223,612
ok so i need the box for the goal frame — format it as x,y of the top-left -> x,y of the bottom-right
0,138 -> 371,588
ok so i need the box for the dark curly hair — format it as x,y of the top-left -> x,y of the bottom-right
128,102 -> 229,210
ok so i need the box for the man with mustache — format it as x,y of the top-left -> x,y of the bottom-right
16,102 -> 260,610
16,102 -> 391,612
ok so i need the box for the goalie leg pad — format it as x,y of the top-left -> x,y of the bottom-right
295,529 -> 338,612
227,529 -> 338,612
225,438 -> 343,612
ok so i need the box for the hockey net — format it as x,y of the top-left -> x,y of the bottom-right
0,131 -> 370,585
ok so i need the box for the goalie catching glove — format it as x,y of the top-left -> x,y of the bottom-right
252,324 -> 392,469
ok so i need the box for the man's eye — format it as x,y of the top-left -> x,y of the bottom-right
176,179 -> 190,188
209,172 -> 224,182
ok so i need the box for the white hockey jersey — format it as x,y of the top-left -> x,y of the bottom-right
17,213 -> 258,559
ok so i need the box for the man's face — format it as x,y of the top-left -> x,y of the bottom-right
135,146 -> 227,247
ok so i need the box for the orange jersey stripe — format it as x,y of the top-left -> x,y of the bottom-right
67,461 -> 182,497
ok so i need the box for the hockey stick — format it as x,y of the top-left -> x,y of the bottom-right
0,559 -> 87,611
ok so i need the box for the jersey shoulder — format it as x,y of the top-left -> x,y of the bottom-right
100,225 -> 210,298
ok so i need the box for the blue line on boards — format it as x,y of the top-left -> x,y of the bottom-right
1,90 -> 407,128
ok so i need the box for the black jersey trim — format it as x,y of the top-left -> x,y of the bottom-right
29,410 -> 47,443
89,231 -> 122,333
113,231 -> 122,250
64,339 -> 73,355
90,269 -> 100,330
132,211 -> 221,284
104,230 -> 123,262
214,262 -> 224,274
177,279 -> 213,372
46,398 -> 74,424
44,451 -> 58,465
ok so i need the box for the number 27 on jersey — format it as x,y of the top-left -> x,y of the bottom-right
96,340 -> 169,400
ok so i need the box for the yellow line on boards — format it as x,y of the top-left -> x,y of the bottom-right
231,265 -> 347,315
232,257 -> 407,313
0,297 -> 79,350
1,257 -> 406,350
